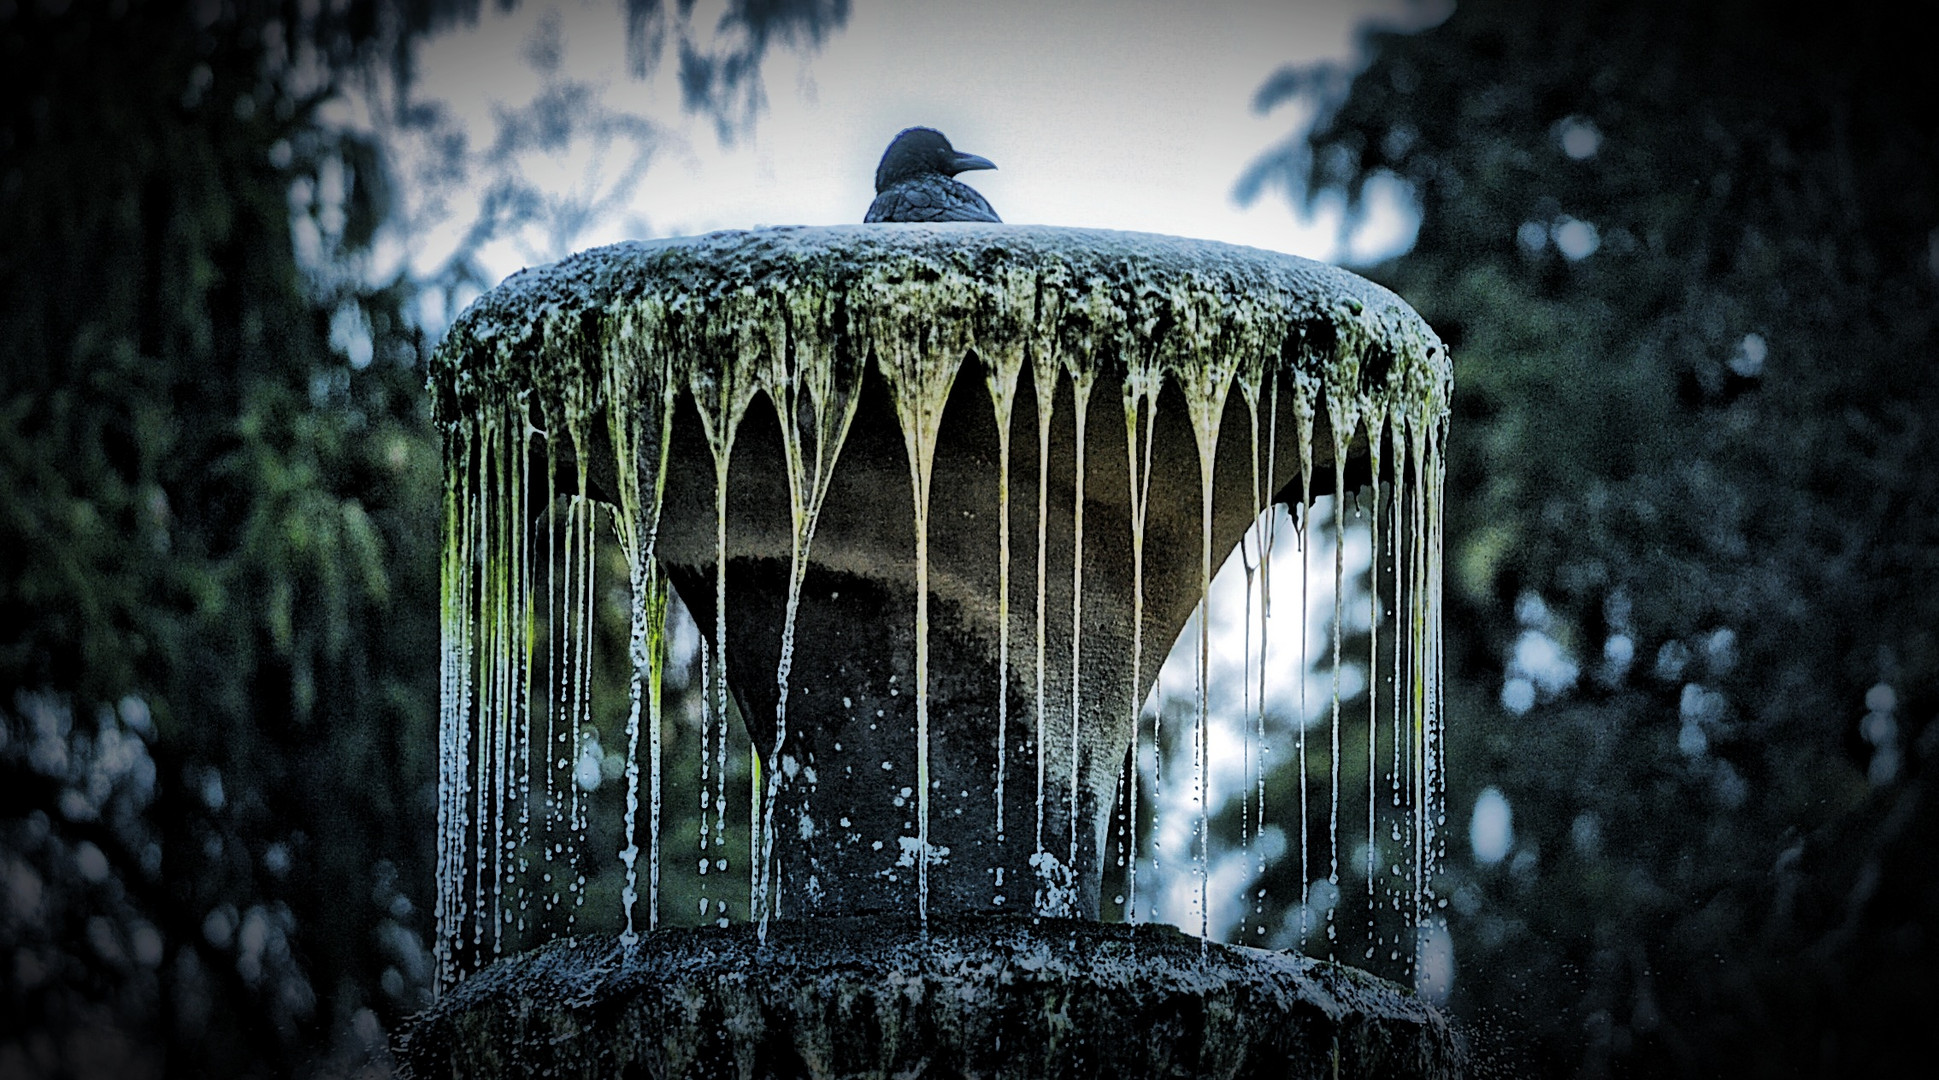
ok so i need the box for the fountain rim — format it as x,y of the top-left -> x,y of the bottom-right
428,223 -> 1450,431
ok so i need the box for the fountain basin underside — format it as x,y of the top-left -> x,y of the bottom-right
399,917 -> 1463,1079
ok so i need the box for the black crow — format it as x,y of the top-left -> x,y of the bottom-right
864,127 -> 1000,223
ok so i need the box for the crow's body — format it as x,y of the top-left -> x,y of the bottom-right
866,174 -> 1001,223
865,127 -> 1001,223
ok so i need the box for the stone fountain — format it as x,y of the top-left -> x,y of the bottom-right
402,225 -> 1460,1078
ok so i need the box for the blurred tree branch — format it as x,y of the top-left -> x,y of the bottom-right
1,0 -> 845,1075
1240,0 -> 1937,1073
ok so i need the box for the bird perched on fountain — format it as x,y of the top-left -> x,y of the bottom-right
864,127 -> 1001,223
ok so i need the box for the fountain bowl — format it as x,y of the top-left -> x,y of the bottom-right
420,224 -> 1460,1077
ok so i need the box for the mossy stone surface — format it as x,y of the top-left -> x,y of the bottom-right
400,917 -> 1464,1079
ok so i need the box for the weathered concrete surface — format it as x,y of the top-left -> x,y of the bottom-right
399,916 -> 1465,1080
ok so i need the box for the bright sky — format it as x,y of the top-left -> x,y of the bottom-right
383,0 -> 1430,296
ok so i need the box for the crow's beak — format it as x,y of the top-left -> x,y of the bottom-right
948,152 -> 996,175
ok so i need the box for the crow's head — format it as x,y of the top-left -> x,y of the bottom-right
874,127 -> 996,192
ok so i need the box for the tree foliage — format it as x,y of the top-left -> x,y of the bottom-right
1246,0 -> 1938,1073
0,1 -> 844,1076
3,4 -> 442,1075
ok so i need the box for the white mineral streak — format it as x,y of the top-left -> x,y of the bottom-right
1386,417 -> 1409,947
687,290 -> 761,924
869,269 -> 975,926
486,427 -> 504,954
1428,417 -> 1449,945
696,632 -> 712,874
1402,414 -> 1427,955
982,267 -> 1033,855
1256,371 -> 1280,927
1233,348 -> 1269,939
646,573 -> 667,934
510,417 -> 531,945
1238,402 -> 1259,937
1173,276 -> 1243,943
1029,275 -> 1062,899
541,441 -> 558,924
473,435 -> 489,949
1391,422 -> 1409,845
434,426 -> 468,988
516,411 -> 535,939
488,428 -> 504,955
755,285 -> 862,940
1066,321 -> 1100,878
488,414 -> 527,953
605,312 -> 675,948
1292,381 -> 1316,948
1325,375 -> 1363,954
1120,303 -> 1163,921
430,226 -> 1449,991
1364,398 -> 1389,959
571,445 -> 597,929
1149,665 -> 1164,925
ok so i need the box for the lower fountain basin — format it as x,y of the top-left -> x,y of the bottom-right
398,916 -> 1464,1079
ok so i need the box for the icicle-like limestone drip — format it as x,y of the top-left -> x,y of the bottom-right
1065,345 -> 1098,880
568,416 -> 599,929
871,271 -> 973,926
540,437 -> 559,925
1364,398 -> 1388,961
1255,371 -> 1280,934
435,426 -> 470,989
687,293 -> 760,924
487,422 -> 506,956
1171,281 -> 1241,941
1237,412 -> 1259,938
1423,416 -> 1451,970
1403,413 -> 1430,952
645,572 -> 667,932
1324,382 -> 1362,952
1120,313 -> 1163,920
1235,337 -> 1269,940
606,313 -> 675,948
515,408 -> 535,938
1388,414 -> 1410,965
1028,278 -> 1063,912
473,426 -> 491,951
755,287 -> 862,940
983,270 -> 1031,856
1292,381 -> 1316,950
